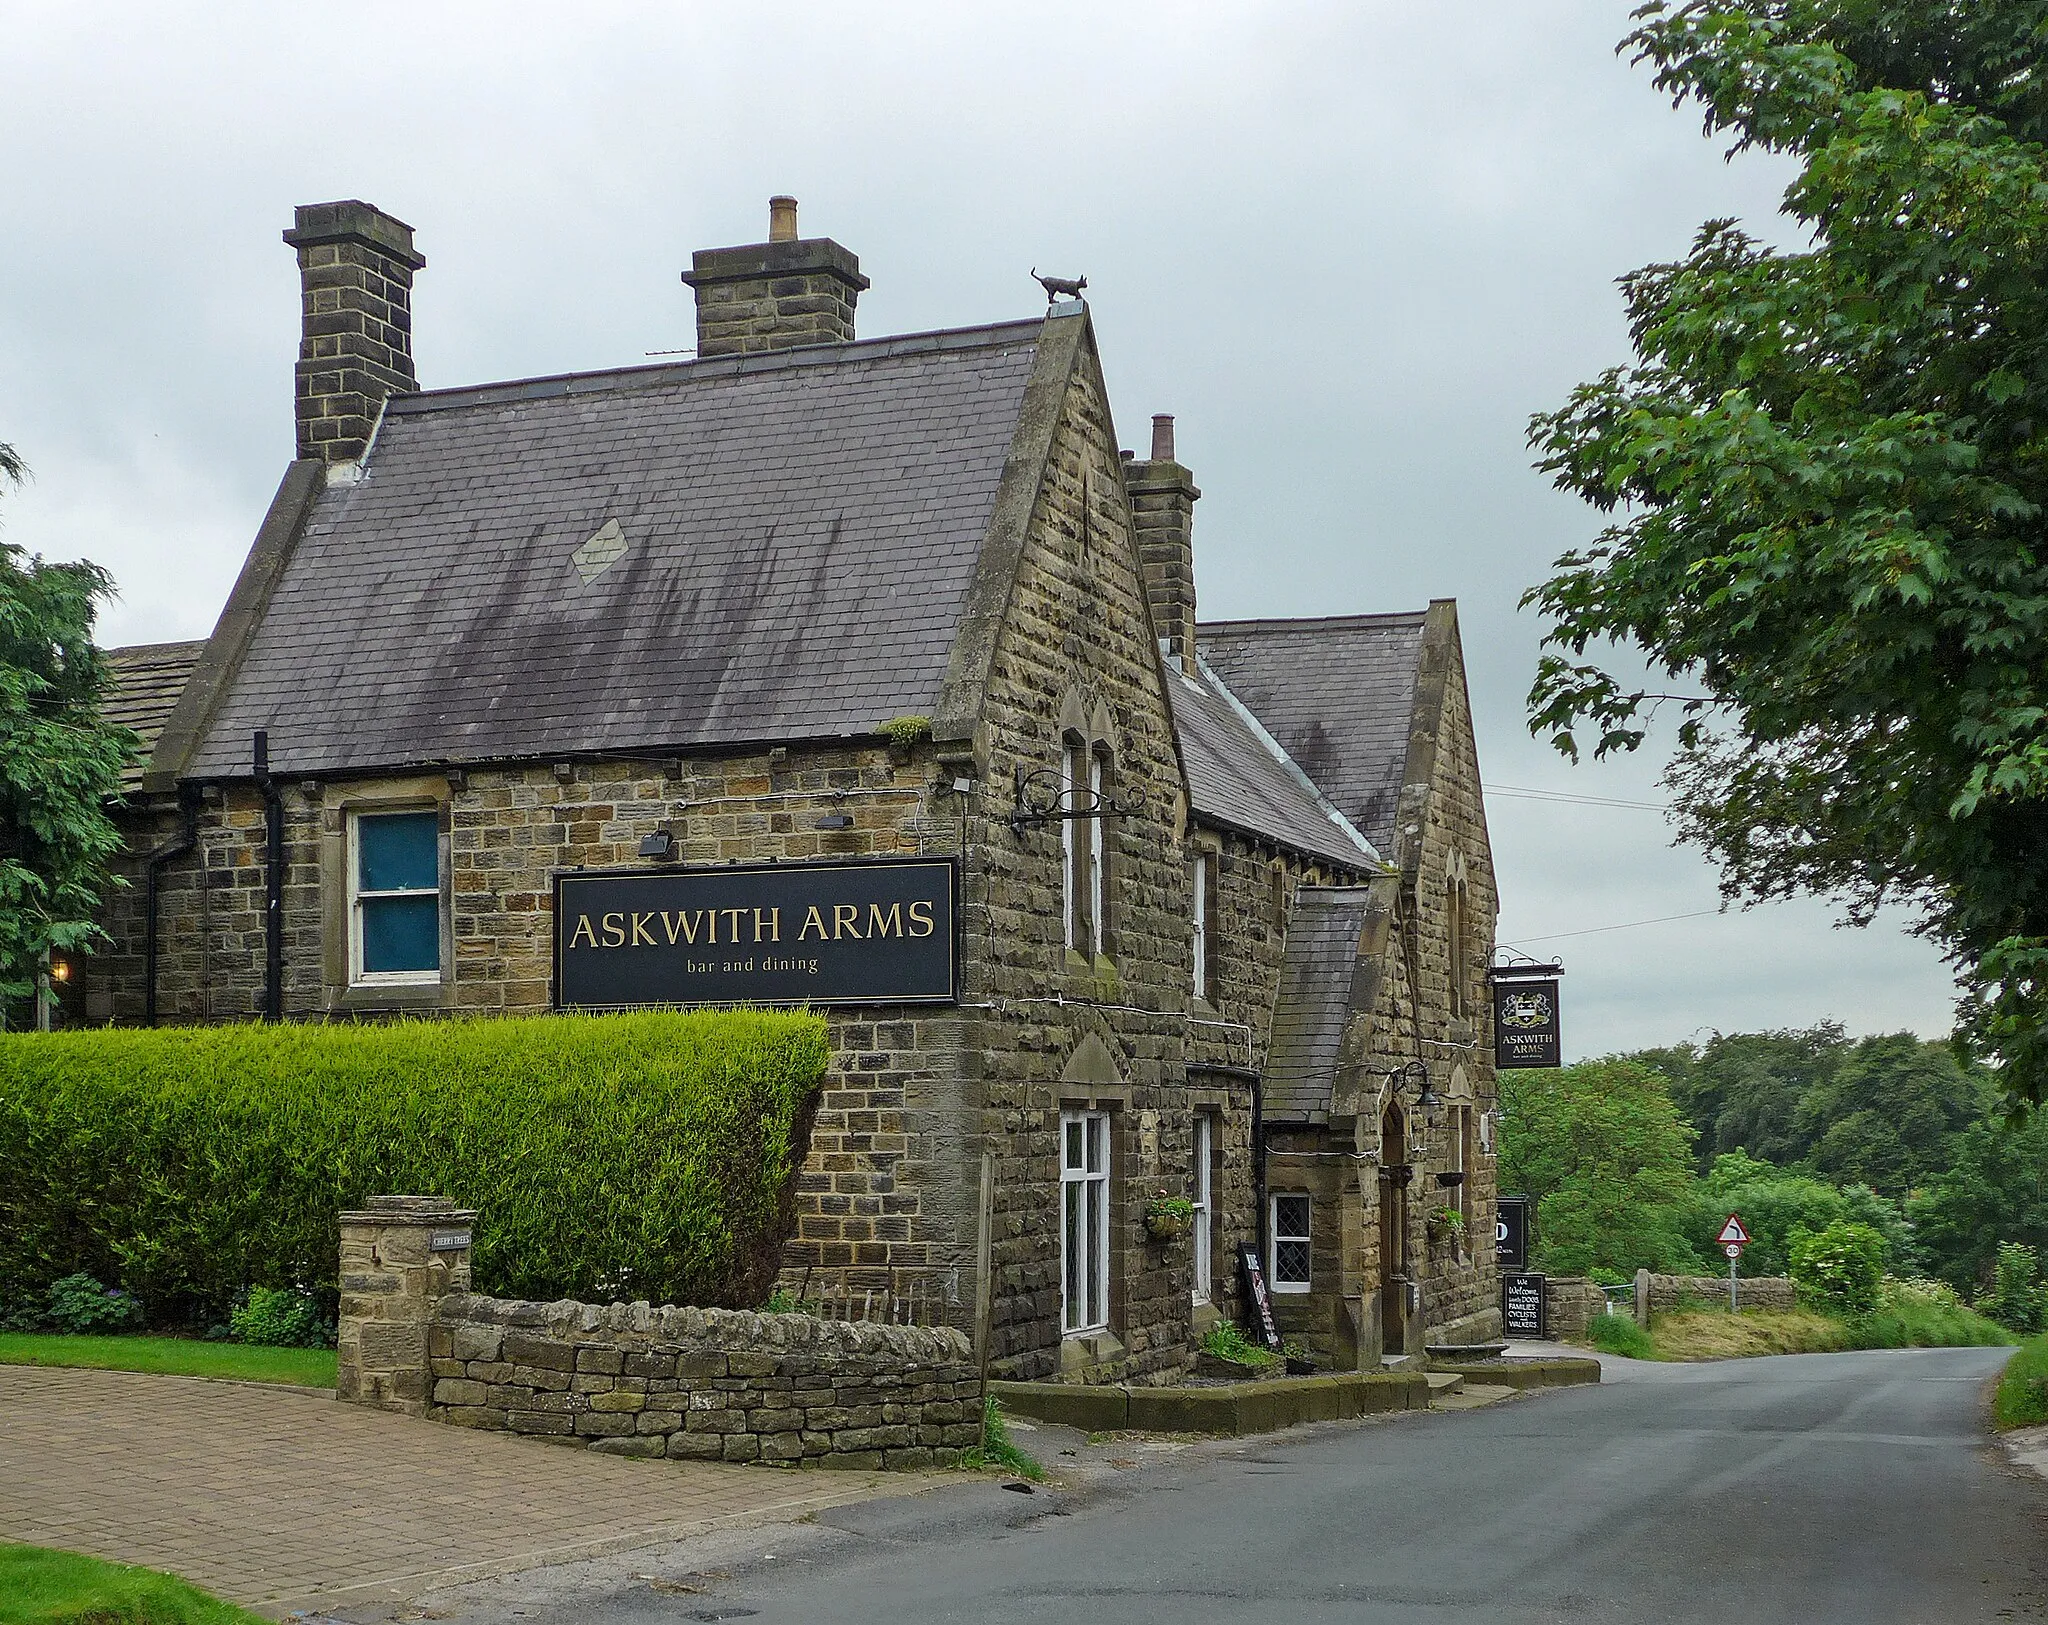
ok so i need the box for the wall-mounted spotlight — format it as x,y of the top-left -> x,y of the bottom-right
637,830 -> 677,860
816,812 -> 854,830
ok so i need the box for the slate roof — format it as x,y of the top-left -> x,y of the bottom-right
1172,659 -> 1379,872
1198,613 -> 1428,855
1263,886 -> 1376,1123
182,321 -> 1045,779
105,640 -> 205,791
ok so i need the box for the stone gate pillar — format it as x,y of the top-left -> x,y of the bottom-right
337,1195 -> 476,1414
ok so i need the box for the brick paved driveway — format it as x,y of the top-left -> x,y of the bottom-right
0,1365 -> 941,1616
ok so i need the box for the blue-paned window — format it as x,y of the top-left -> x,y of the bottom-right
354,810 -> 441,978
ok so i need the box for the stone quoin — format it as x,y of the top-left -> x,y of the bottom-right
88,195 -> 1504,1376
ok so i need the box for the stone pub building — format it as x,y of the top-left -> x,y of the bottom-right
89,197 -> 1504,1379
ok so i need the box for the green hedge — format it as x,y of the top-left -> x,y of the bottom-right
0,1011 -> 828,1326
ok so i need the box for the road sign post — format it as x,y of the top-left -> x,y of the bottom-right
1716,1214 -> 1750,1312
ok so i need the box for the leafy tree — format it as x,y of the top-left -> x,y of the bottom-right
0,444 -> 136,1020
1634,1023 -> 1848,1169
1796,1032 -> 1991,1193
1499,1059 -> 1709,1275
1788,1219 -> 1886,1313
1687,1148 -> 1912,1275
1525,1 -> 2048,1107
1910,1110 -> 2048,1291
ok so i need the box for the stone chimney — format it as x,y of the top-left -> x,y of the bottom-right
282,201 -> 425,465
680,196 -> 869,358
1125,414 -> 1201,675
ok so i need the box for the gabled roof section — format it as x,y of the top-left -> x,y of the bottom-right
1198,612 -> 1429,855
105,641 -> 205,791
180,321 -> 1047,780
1173,658 -> 1379,872
1263,886 -> 1378,1124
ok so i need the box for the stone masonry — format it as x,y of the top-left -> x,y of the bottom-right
426,1295 -> 979,1470
281,201 -> 424,464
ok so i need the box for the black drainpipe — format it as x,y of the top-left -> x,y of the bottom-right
252,730 -> 283,1022
1251,1072 -> 1268,1266
142,788 -> 200,1026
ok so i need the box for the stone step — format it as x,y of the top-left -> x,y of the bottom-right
1424,1371 -> 1466,1400
1431,1382 -> 1515,1412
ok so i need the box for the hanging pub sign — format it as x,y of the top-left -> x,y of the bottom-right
1502,1271 -> 1547,1339
1496,1192 -> 1529,1270
555,857 -> 956,1009
1491,963 -> 1563,1070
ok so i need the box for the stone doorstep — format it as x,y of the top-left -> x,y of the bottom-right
1424,1371 -> 1466,1401
1423,1358 -> 1603,1391
990,1370 -> 1431,1438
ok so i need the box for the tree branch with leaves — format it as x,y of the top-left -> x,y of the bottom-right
1528,0 -> 2048,1108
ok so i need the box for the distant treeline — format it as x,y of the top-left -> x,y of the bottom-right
1499,1024 -> 2046,1299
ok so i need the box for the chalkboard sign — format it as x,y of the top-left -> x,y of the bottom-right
1503,1271 -> 1547,1338
1238,1242 -> 1282,1351
1496,1194 -> 1529,1270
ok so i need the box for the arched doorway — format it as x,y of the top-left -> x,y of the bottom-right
1379,1099 -> 1408,1356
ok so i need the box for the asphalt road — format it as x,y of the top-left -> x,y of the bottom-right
422,1346 -> 2046,1625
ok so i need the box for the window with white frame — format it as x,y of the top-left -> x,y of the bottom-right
1270,1192 -> 1311,1293
1061,1109 -> 1111,1333
350,809 -> 442,983
1191,1114 -> 1213,1305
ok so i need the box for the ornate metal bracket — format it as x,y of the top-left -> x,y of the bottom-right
1007,766 -> 1144,834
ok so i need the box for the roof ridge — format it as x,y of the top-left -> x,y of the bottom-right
389,318 -> 1048,416
1199,611 -> 1430,635
1191,655 -> 1384,867
106,639 -> 209,661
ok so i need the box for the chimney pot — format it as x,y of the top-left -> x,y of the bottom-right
681,205 -> 869,358
1151,414 -> 1176,462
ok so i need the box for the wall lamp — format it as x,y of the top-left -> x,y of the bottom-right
816,812 -> 854,830
637,830 -> 677,861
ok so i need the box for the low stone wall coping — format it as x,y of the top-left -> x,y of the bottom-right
991,1369 -> 1429,1437
437,1293 -> 970,1363
1424,1359 -> 1601,1390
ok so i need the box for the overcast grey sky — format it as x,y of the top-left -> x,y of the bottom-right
0,1 -> 1958,1056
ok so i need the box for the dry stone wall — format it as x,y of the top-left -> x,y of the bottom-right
1640,1273 -> 1797,1318
429,1295 -> 979,1469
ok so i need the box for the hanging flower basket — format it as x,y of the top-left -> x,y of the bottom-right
1435,1170 -> 1467,1188
1144,1195 -> 1195,1243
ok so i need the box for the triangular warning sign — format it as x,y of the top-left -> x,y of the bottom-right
1717,1214 -> 1750,1245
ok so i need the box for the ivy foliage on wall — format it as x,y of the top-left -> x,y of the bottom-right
0,1010 -> 828,1326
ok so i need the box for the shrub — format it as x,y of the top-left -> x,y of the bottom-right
1997,1333 -> 2048,1430
1586,1311 -> 1657,1359
1198,1321 -> 1279,1369
229,1286 -> 333,1348
1788,1220 -> 1886,1314
1982,1242 -> 2047,1334
45,1273 -> 141,1334
0,1010 -> 829,1326
1847,1277 -> 2014,1349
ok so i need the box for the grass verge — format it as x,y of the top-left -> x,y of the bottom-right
1996,1333 -> 2048,1429
0,1543 -> 265,1625
1647,1308 -> 1852,1359
959,1395 -> 1045,1481
1586,1312 -> 1659,1359
0,1334 -> 336,1387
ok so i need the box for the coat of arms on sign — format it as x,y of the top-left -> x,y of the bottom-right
1500,987 -> 1552,1029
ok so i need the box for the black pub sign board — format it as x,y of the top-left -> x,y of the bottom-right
555,858 -> 956,1009
1502,1271 -> 1547,1339
1493,972 -> 1562,1070
1496,1193 -> 1529,1271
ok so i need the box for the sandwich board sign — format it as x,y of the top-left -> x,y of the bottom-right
1237,1242 -> 1283,1351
